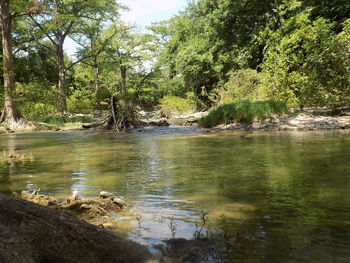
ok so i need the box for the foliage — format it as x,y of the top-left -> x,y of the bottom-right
16,81 -> 58,118
262,1 -> 350,108
218,69 -> 265,104
160,94 -> 196,118
67,88 -> 95,114
154,0 -> 279,105
2,0 -> 350,124
198,100 -> 288,128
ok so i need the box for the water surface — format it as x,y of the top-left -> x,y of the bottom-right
1,127 -> 350,262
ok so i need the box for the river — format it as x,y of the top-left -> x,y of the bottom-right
1,127 -> 350,262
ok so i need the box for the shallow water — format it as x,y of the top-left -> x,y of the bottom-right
1,127 -> 350,262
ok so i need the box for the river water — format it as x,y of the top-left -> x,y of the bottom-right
1,127 -> 350,262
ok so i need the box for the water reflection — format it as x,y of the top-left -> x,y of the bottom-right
0,129 -> 350,262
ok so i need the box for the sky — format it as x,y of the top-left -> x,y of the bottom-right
65,0 -> 188,56
120,0 -> 188,27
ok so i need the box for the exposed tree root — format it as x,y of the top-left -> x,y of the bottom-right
0,193 -> 152,263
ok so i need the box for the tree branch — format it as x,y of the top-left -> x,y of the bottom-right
63,20 -> 75,39
66,55 -> 94,72
29,15 -> 58,47
36,41 -> 56,53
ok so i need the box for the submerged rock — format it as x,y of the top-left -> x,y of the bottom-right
163,238 -> 222,263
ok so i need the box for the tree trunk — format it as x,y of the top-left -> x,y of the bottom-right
94,66 -> 100,95
0,194 -> 151,263
94,65 -> 101,110
120,65 -> 127,94
0,0 -> 23,125
57,39 -> 67,113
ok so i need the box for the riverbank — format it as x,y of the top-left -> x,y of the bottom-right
1,109 -> 350,134
145,108 -> 350,132
210,111 -> 350,131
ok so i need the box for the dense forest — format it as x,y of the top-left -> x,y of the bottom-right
0,0 -> 349,130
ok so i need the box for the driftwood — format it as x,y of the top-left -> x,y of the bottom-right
0,194 -> 151,263
82,97 -> 142,131
107,96 -> 140,131
82,120 -> 106,129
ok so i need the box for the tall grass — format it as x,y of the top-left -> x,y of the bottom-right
198,100 -> 288,128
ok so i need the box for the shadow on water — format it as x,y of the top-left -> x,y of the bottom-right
0,129 -> 350,262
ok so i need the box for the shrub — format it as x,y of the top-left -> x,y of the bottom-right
67,88 -> 95,114
159,94 -> 196,118
17,81 -> 59,118
198,100 -> 287,128
218,69 -> 266,104
21,102 -> 57,119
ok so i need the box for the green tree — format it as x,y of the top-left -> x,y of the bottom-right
105,24 -> 155,95
28,0 -> 120,112
0,0 -> 42,127
263,1 -> 350,108
156,0 -> 280,106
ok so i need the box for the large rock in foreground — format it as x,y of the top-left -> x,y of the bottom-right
0,194 -> 151,263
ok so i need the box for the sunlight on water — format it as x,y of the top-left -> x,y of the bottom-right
1,128 -> 350,262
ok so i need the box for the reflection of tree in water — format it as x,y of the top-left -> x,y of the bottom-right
0,135 -> 20,194
156,133 -> 350,263
0,135 -> 34,194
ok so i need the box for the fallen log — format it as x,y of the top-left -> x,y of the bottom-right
0,194 -> 151,263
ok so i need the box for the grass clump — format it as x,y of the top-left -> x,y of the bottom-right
198,100 -> 287,128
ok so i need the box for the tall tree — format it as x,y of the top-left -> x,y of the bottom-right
0,0 -> 41,128
105,24 -> 154,95
29,0 -> 120,112
74,22 -> 119,105
157,0 -> 279,105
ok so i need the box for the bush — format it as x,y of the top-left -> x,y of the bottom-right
198,100 -> 287,128
218,69 -> 266,104
159,94 -> 196,118
17,81 -> 59,118
21,102 -> 57,119
67,88 -> 95,114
